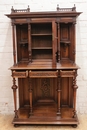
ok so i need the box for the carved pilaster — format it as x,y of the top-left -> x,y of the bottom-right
57,71 -> 61,116
29,77 -> 33,116
12,78 -> 18,118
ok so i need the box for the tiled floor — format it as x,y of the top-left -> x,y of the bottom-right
0,114 -> 87,130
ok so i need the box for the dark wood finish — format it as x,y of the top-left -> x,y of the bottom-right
6,5 -> 81,126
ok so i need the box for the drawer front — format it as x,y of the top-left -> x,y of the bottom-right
60,70 -> 75,77
29,71 -> 58,78
12,70 -> 28,78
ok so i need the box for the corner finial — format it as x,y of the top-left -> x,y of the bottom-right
57,4 -> 59,11
11,6 -> 14,13
27,5 -> 30,12
72,4 -> 76,11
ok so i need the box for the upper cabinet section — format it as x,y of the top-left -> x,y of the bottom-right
6,5 -> 81,67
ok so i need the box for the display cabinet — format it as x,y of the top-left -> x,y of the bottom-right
6,5 -> 81,127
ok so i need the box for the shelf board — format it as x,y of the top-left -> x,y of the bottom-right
60,40 -> 71,44
12,106 -> 78,125
32,47 -> 52,49
31,33 -> 52,36
19,40 -> 28,45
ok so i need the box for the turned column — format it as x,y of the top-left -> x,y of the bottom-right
72,20 -> 76,64
12,22 -> 16,65
72,70 -> 78,118
29,77 -> 33,116
12,78 -> 18,118
57,71 -> 61,116
57,22 -> 60,63
28,23 -> 32,63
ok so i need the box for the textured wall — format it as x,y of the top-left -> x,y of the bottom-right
0,0 -> 87,114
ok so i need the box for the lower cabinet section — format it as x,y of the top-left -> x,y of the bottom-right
11,69 -> 78,127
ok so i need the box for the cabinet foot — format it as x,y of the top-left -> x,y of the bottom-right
14,124 -> 20,127
72,124 -> 77,128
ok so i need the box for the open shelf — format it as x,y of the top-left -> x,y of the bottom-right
31,23 -> 52,35
12,106 -> 78,125
32,49 -> 52,59
32,47 -> 52,49
31,33 -> 52,36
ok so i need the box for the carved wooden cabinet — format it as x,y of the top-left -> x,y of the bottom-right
6,5 -> 81,127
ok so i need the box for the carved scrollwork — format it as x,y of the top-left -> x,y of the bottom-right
41,79 -> 50,97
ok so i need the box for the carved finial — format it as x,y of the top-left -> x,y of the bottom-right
11,6 -> 14,13
57,4 -> 59,11
27,5 -> 30,12
72,4 -> 76,11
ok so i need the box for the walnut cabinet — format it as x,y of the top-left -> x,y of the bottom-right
6,5 -> 81,127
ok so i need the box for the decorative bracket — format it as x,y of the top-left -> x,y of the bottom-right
60,40 -> 70,52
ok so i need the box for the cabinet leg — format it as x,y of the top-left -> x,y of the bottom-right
12,78 -> 18,118
72,70 -> 78,118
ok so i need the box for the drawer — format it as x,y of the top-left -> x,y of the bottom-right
29,71 -> 58,78
60,70 -> 75,77
12,70 -> 28,78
